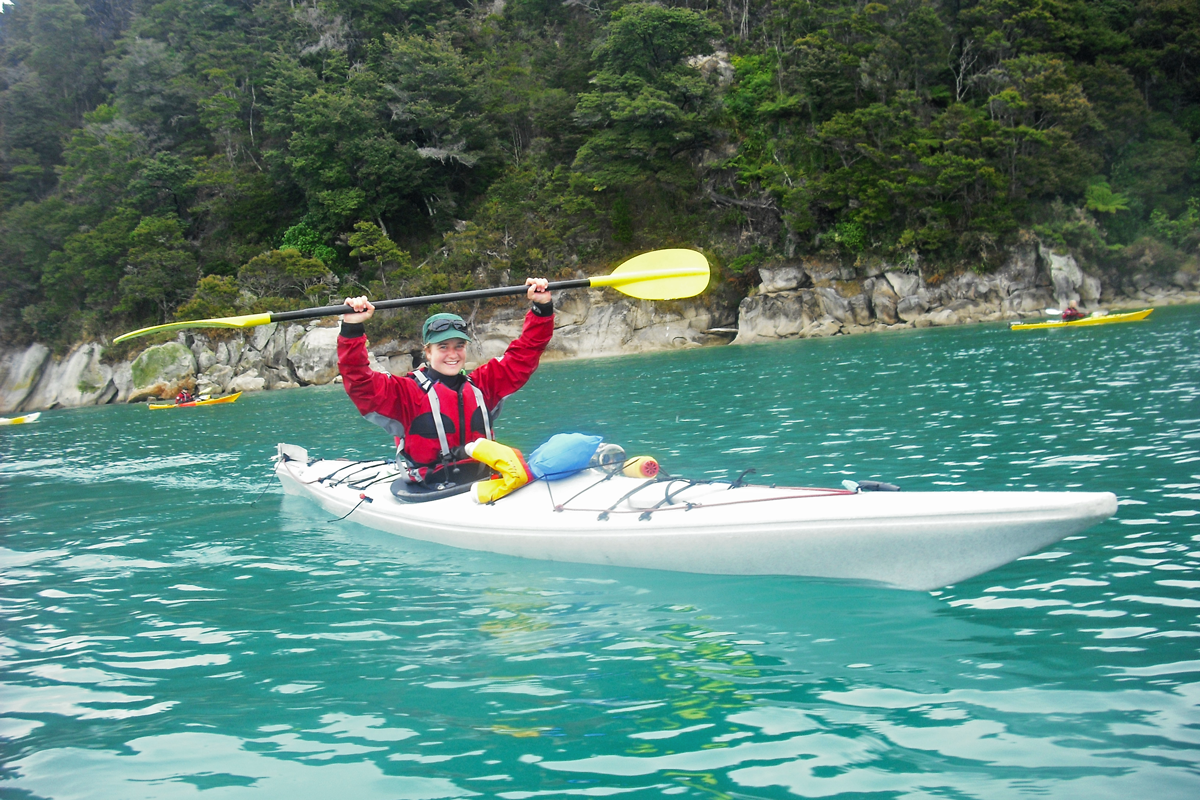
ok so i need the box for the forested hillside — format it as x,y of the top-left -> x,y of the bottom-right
1,0 -> 1196,348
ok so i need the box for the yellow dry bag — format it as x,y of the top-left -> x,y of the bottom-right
465,439 -> 534,504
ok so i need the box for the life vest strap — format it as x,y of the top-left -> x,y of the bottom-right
412,369 -> 452,463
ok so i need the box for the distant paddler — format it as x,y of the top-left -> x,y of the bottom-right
1060,301 -> 1086,322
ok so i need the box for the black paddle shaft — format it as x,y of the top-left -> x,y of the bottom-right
267,278 -> 593,324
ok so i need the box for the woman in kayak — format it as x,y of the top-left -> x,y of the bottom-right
338,278 -> 554,484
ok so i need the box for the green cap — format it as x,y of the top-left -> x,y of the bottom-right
422,312 -> 471,344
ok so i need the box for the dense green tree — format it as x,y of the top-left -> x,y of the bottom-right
236,248 -> 336,301
347,220 -> 412,293
55,104 -> 148,215
117,214 -> 199,322
280,221 -> 337,265
1,198 -> 79,343
174,273 -> 239,320
0,0 -> 132,208
39,206 -> 140,320
0,0 -> 1196,346
1121,0 -> 1200,113
103,36 -> 191,142
982,54 -> 1099,200
268,30 -> 497,240
573,4 -> 722,193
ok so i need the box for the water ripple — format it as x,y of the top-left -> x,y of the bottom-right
3,307 -> 1199,798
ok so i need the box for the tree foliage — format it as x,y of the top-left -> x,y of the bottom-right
0,0 -> 1195,347
236,248 -> 336,301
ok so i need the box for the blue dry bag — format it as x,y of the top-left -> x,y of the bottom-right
526,433 -> 603,481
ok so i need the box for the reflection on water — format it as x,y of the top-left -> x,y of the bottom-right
2,305 -> 1198,798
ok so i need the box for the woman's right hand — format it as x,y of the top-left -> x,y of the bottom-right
342,296 -> 375,324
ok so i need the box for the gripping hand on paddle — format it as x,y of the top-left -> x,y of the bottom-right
342,296 -> 375,324
526,278 -> 550,305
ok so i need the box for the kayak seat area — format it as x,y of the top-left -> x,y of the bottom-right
390,461 -> 494,504
390,479 -> 475,503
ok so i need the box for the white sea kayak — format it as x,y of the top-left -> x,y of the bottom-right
274,443 -> 1117,591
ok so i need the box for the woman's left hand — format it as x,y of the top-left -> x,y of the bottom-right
525,277 -> 551,304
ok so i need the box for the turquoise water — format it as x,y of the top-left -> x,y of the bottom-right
2,305 -> 1198,799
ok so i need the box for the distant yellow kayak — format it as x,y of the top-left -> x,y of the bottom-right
0,411 -> 41,425
148,392 -> 243,410
1010,309 -> 1153,331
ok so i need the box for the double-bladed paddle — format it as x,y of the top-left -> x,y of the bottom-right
113,248 -> 709,344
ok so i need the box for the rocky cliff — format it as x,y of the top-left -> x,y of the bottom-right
734,241 -> 1197,343
3,242 -> 1196,414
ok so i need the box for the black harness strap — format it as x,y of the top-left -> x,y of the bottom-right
304,460 -> 389,486
596,477 -> 663,521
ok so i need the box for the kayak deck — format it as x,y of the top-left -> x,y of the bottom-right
274,444 -> 1117,591
1010,308 -> 1152,330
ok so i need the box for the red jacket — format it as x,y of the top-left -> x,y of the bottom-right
338,311 -> 554,466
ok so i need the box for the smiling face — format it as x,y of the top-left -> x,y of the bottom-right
425,338 -> 468,376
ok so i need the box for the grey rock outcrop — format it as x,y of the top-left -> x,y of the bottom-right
129,342 -> 197,402
867,277 -> 900,324
522,290 -> 729,360
0,344 -> 51,413
111,362 -> 133,404
197,364 -> 235,396
732,239 -> 1196,343
758,266 -> 810,293
22,343 -> 117,409
227,368 -> 266,393
0,343 -> 118,411
364,338 -> 416,375
288,326 -> 340,385
687,51 -> 735,86
1041,243 -> 1085,309
735,290 -> 830,342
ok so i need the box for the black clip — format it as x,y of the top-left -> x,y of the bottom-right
730,468 -> 756,488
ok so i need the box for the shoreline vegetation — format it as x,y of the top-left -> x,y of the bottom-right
1,0 -> 1197,407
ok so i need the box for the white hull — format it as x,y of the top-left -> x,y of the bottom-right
274,444 -> 1117,591
0,412 -> 40,425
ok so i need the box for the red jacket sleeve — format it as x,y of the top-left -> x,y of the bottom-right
469,310 -> 555,408
337,333 -> 424,429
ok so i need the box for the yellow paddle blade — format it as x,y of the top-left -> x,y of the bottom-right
593,249 -> 710,300
113,313 -> 274,344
